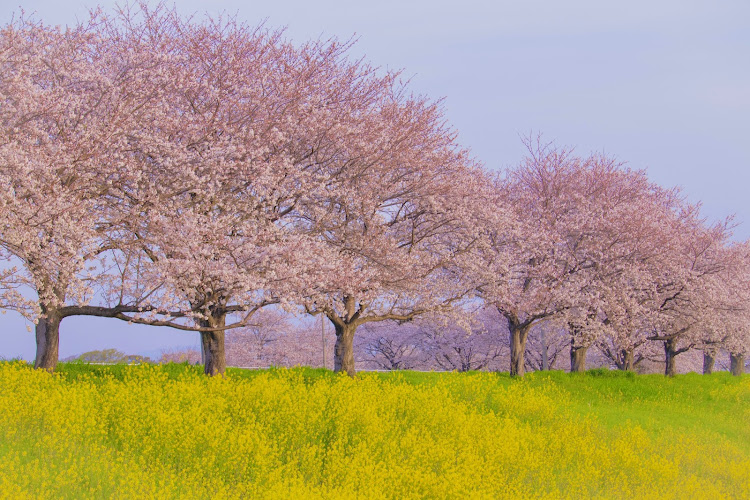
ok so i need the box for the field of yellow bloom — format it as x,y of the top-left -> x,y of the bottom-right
0,362 -> 748,499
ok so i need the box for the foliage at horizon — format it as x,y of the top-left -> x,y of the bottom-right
61,349 -> 152,364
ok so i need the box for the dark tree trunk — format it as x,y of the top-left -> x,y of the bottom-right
508,318 -> 531,377
617,348 -> 635,371
703,351 -> 716,375
730,353 -> 745,376
570,345 -> 588,373
200,339 -> 207,366
664,338 -> 678,377
199,311 -> 227,376
34,309 -> 62,371
333,322 -> 357,377
541,328 -> 549,371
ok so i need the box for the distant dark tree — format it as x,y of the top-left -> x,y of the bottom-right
525,322 -> 568,371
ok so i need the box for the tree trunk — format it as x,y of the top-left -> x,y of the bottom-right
541,328 -> 549,371
570,344 -> 588,373
617,348 -> 635,371
321,316 -> 328,369
730,353 -> 745,376
199,337 -> 207,366
333,322 -> 357,377
664,338 -> 678,377
703,351 -> 716,375
199,311 -> 227,376
508,319 -> 531,377
34,310 -> 62,371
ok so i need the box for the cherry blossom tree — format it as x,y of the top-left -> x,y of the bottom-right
557,159 -> 688,372
81,5 -> 353,375
226,315 -> 335,368
581,184 -> 685,373
354,308 -> 510,372
474,136 -> 729,377
416,308 -> 507,372
596,332 -> 661,372
0,6 -> 339,374
0,14 -> 169,370
292,62 -> 494,376
643,211 -> 734,376
524,320 -> 569,372
477,140 -> 617,376
224,309 -> 292,366
356,321 -> 425,370
723,248 -> 749,376
695,241 -> 750,375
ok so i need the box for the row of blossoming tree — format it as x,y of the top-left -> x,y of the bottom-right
1,4 -> 748,377
219,310 -> 724,374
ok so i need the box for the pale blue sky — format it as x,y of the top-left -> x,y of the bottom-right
1,0 -> 748,360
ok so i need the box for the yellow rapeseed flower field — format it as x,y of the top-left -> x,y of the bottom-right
0,362 -> 747,499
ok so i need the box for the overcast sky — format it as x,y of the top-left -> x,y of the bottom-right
1,0 -> 748,360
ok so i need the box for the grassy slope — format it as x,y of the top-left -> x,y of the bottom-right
547,370 -> 750,453
1,362 -> 748,499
